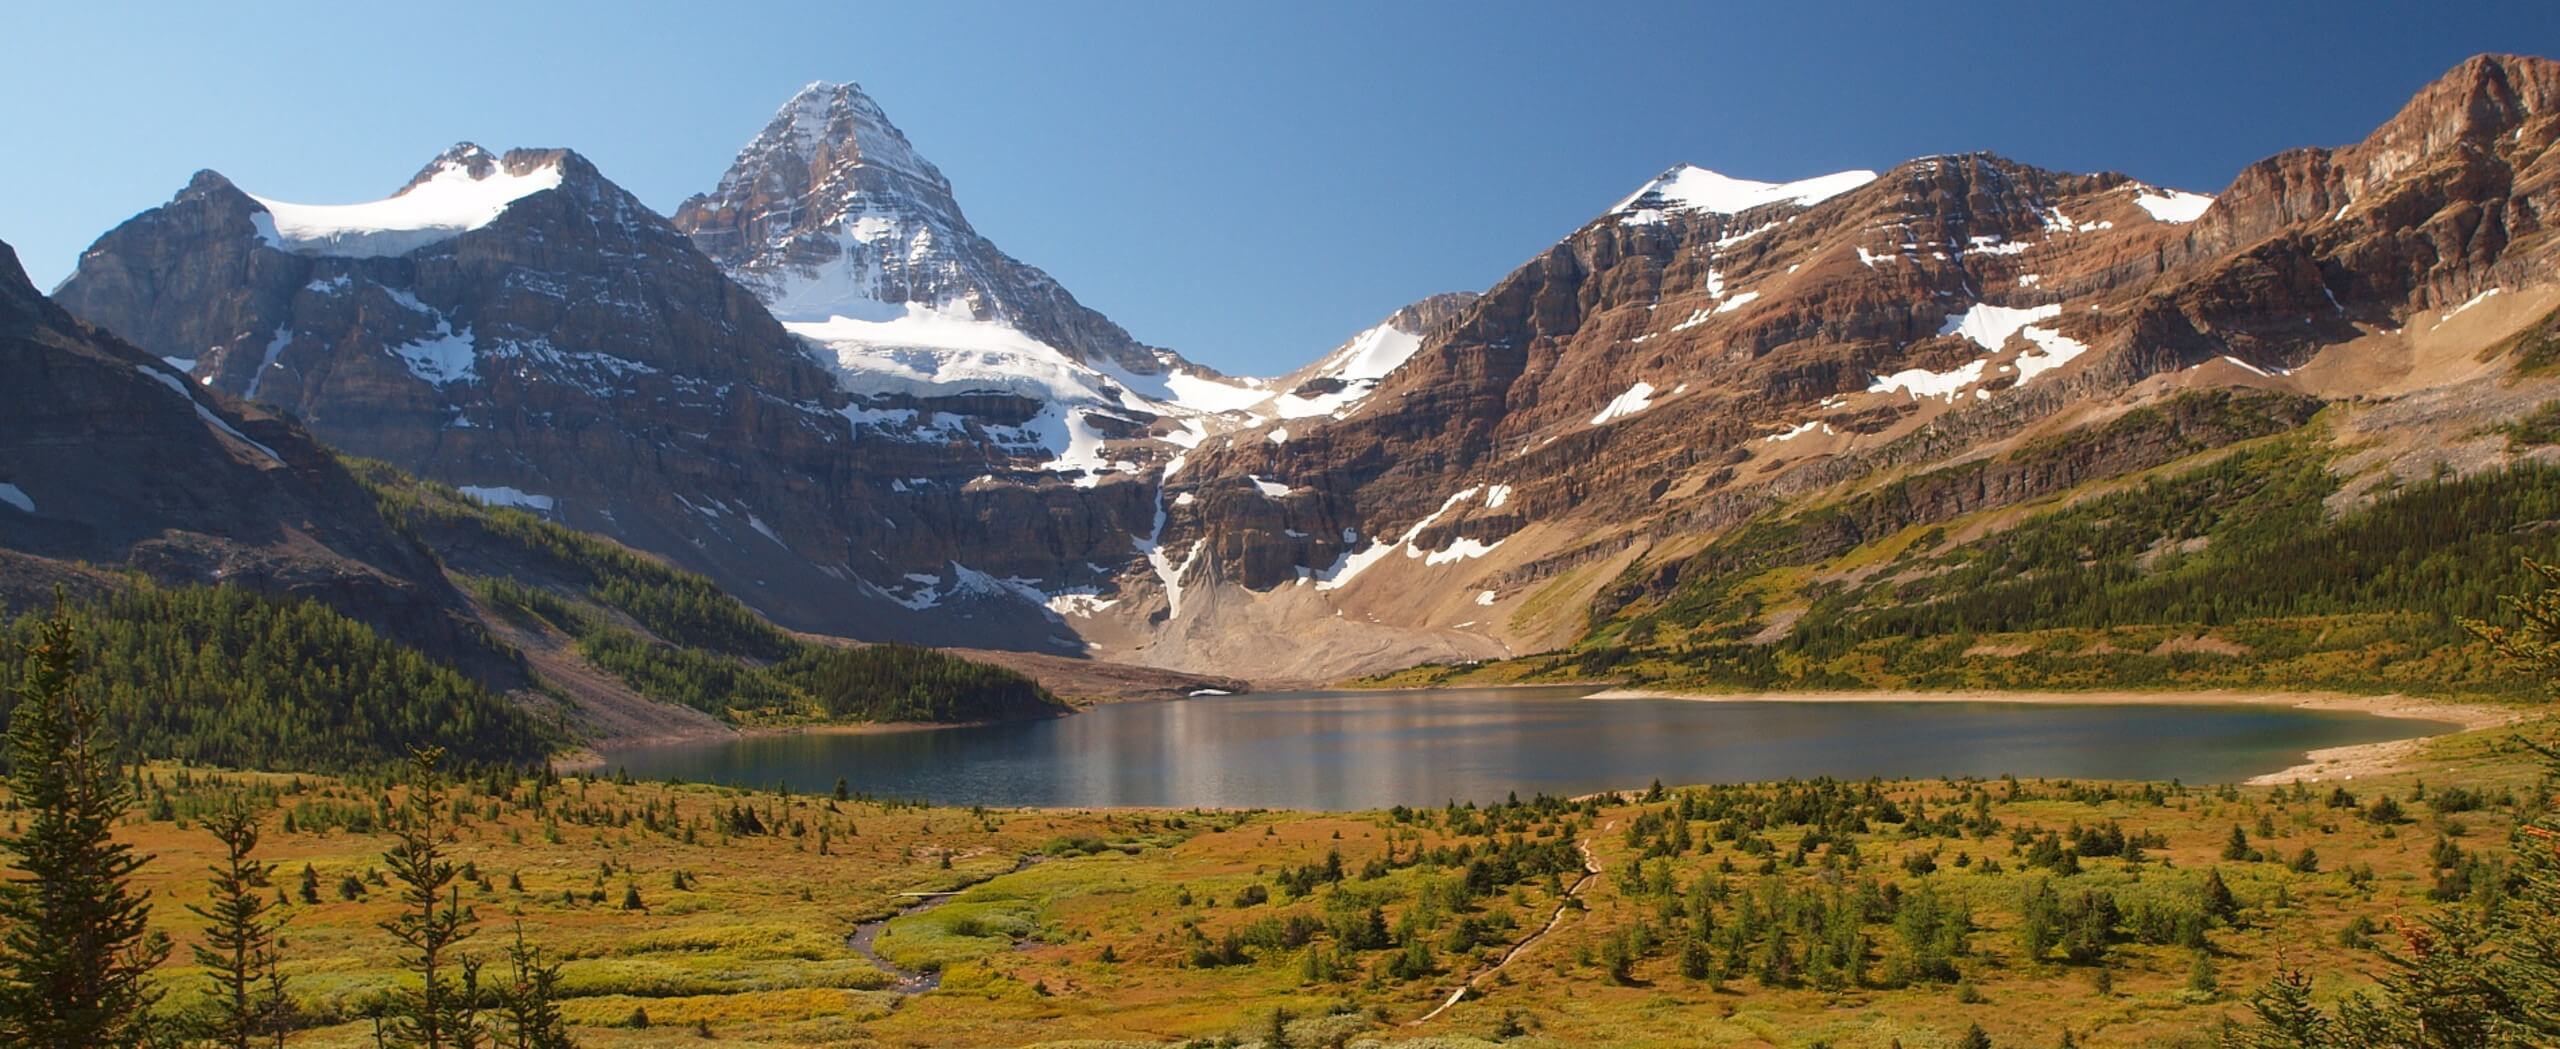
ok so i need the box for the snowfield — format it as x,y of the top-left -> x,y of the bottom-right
458,486 -> 556,512
2131,188 -> 2215,223
1940,303 -> 2063,352
250,153 -> 561,258
1591,381 -> 1658,425
1265,321 -> 1425,419
1615,165 -> 1878,222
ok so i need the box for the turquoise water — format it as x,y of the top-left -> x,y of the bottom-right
595,687 -> 2453,810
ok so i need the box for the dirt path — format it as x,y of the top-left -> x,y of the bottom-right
1409,826 -> 1607,1025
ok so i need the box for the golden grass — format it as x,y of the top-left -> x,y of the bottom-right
77,710 -> 2554,1047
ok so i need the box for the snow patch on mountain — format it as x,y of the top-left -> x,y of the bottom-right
1869,359 -> 1989,400
2131,188 -> 2215,223
249,151 -> 561,258
2012,326 -> 2090,385
1764,420 -> 1835,443
792,307 -> 1109,403
1415,536 -> 1502,565
1871,304 -> 2088,400
244,327 -> 291,400
1260,317 -> 1429,420
1032,404 -> 1140,486
458,486 -> 555,511
1315,486 -> 1484,591
1614,165 -> 1877,223
0,484 -> 31,514
2438,287 -> 2502,325
1591,381 -> 1657,425
883,562 -> 1050,611
392,325 -> 478,386
1940,303 -> 2063,352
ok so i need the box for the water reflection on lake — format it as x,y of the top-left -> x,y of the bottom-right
596,687 -> 2453,810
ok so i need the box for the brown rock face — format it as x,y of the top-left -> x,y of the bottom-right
1144,54 -> 2560,675
2149,54 -> 2560,358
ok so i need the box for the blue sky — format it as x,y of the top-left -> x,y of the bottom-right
4,1 -> 2552,374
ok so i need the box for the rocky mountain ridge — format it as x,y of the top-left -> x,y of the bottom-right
1122,53 -> 2559,679
40,54 -> 2560,685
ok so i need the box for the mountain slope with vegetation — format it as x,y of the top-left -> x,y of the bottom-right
1379,358 -> 2560,698
356,463 -> 1070,729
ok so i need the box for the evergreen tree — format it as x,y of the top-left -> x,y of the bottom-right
378,747 -> 482,1048
0,605 -> 169,1048
2200,868 -> 2240,923
186,806 -> 290,1049
493,924 -> 574,1049
2230,966 -> 2334,1048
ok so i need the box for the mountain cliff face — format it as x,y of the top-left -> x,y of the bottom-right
42,55 -> 2560,685
0,235 -> 521,685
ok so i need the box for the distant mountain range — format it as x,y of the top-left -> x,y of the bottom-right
22,52 -> 2560,697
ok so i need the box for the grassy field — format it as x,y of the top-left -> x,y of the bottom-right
89,703 -> 2555,1048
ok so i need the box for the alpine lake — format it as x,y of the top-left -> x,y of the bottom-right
596,686 -> 2456,809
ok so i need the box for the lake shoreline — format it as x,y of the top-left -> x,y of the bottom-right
1587,687 -> 2526,784
555,717 -> 1011,772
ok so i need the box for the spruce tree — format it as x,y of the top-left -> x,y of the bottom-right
2232,965 -> 2334,1047
2200,867 -> 2239,923
494,924 -> 574,1049
186,805 -> 290,1049
0,605 -> 169,1048
379,747 -> 482,1048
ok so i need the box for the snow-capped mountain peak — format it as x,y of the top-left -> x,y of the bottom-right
722,81 -> 962,233
675,79 -> 1273,487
